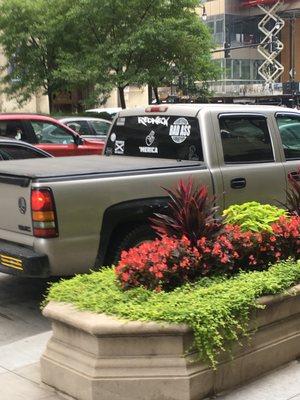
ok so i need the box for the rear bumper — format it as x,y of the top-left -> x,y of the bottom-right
0,239 -> 50,277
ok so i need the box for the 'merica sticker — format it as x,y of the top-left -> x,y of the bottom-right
139,146 -> 158,154
169,118 -> 191,143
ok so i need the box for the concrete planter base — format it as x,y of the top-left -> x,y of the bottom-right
41,285 -> 300,400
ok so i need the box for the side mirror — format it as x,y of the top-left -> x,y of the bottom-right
220,129 -> 231,139
74,135 -> 83,146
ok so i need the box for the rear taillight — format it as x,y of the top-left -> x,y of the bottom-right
31,188 -> 58,238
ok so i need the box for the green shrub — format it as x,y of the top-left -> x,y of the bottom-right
45,259 -> 300,368
223,201 -> 286,232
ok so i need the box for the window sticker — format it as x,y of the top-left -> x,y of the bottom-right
115,140 -> 125,154
116,117 -> 125,126
139,130 -> 158,154
188,145 -> 199,161
169,117 -> 191,143
139,146 -> 158,154
145,130 -> 155,146
110,132 -> 116,142
138,116 -> 170,127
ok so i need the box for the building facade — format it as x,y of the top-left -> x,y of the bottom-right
0,53 -> 49,114
204,0 -> 300,104
0,55 -> 148,114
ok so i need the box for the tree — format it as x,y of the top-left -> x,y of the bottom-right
53,0 -> 217,108
0,0 -> 62,110
0,0 -> 216,110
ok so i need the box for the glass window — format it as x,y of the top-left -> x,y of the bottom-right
0,121 -> 26,141
241,60 -> 250,80
232,60 -> 240,79
219,115 -> 274,163
31,121 -> 74,144
67,121 -> 90,136
90,120 -> 111,136
206,21 -> 214,33
215,20 -> 223,33
0,145 -> 47,160
276,114 -> 300,160
106,115 -> 203,161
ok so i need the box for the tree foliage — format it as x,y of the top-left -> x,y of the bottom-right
56,0 -> 216,107
0,0 -> 67,109
0,0 -> 216,110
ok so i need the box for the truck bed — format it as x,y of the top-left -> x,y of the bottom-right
0,155 -> 205,183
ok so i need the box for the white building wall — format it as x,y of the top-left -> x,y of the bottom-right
0,52 -> 49,113
104,86 -> 149,109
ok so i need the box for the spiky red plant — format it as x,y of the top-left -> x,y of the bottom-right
285,169 -> 300,216
150,178 -> 223,246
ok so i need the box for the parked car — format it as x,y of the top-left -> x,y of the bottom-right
0,138 -> 52,160
0,114 -> 104,157
85,107 -> 122,116
58,117 -> 111,142
0,104 -> 298,277
84,107 -> 122,118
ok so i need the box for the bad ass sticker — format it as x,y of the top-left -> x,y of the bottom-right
169,118 -> 191,143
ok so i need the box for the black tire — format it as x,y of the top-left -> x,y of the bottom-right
106,224 -> 157,266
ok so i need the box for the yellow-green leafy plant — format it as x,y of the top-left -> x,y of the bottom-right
223,202 -> 286,232
45,260 -> 300,368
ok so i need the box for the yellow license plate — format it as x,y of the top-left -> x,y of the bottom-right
0,254 -> 23,270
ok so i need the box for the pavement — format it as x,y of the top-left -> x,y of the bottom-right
212,360 -> 300,400
0,331 -> 299,400
0,331 -> 73,400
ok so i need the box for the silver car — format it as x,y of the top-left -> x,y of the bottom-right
59,117 -> 111,142
0,138 -> 52,160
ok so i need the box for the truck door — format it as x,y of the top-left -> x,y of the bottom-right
274,112 -> 300,184
216,114 -> 286,208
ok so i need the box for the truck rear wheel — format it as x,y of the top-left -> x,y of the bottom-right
106,224 -> 157,266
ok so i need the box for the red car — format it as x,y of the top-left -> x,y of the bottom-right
0,114 -> 104,156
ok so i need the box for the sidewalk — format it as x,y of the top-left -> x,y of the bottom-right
0,331 -> 73,400
212,360 -> 300,400
0,331 -> 299,400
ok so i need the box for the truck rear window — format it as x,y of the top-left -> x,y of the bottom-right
105,115 -> 203,161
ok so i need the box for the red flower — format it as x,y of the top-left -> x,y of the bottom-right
115,216 -> 300,291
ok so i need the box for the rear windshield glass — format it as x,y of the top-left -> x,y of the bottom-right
105,115 -> 203,161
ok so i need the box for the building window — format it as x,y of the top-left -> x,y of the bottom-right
232,60 -> 240,79
241,60 -> 250,80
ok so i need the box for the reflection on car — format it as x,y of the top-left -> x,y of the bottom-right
58,117 -> 112,142
277,117 -> 300,159
0,138 -> 52,160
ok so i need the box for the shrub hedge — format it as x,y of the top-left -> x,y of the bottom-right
45,259 -> 300,367
223,201 -> 286,232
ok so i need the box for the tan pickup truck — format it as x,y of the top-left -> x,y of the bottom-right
0,104 -> 299,277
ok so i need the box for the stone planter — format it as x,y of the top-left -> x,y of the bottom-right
41,285 -> 300,400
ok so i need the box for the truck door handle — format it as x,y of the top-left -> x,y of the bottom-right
231,178 -> 246,189
289,171 -> 300,181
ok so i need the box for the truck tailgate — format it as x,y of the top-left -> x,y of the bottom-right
0,179 -> 32,235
